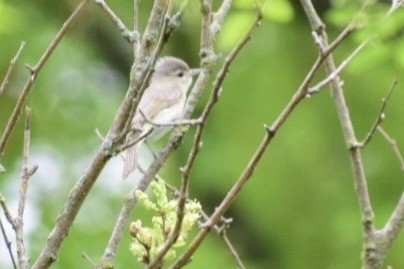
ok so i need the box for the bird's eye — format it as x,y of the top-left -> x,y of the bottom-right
177,71 -> 184,77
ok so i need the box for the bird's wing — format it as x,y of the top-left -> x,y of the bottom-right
136,79 -> 183,121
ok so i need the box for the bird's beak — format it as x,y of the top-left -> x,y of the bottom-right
190,68 -> 202,76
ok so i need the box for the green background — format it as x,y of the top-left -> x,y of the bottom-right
1,0 -> 403,268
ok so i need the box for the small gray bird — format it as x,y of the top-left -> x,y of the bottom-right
122,56 -> 200,179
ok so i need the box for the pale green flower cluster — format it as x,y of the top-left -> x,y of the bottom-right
129,180 -> 202,264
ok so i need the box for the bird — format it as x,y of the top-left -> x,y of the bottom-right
122,56 -> 200,179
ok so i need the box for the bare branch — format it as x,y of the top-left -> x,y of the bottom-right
210,0 -> 233,36
0,41 -> 26,95
301,0 -> 374,230
377,126 -> 404,171
149,6 -> 262,268
97,2 -> 179,268
307,41 -> 367,96
133,0 -> 140,53
93,0 -> 137,43
170,1 -> 363,266
15,107 -> 37,269
220,227 -> 246,269
169,11 -> 265,269
162,177 -> 243,268
138,0 -> 169,59
326,23 -> 357,55
82,251 -> 97,267
121,0 -> 174,138
381,193 -> 404,246
139,109 -> 202,127
0,195 -> 15,228
300,1 -> 404,268
0,217 -> 17,269
0,0 -> 91,160
114,128 -> 152,154
170,127 -> 273,269
361,80 -> 397,147
199,0 -> 215,63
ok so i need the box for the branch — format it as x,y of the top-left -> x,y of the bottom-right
113,128 -> 152,155
199,0 -> 215,63
139,109 -> 202,127
307,41 -> 367,96
170,2 -> 362,266
301,0 -> 374,226
170,126 -> 273,269
15,107 -> 37,269
361,80 -> 397,147
210,0 -> 233,36
0,199 -> 17,269
93,0 -> 137,43
300,1 -> 404,268
0,41 -> 26,94
149,4 -> 260,269
377,126 -> 404,171
381,193 -> 404,247
133,0 -> 140,53
138,0 -> 169,59
97,1 -> 184,268
0,0 -> 91,160
162,178 -> 242,267
220,227 -> 246,269
120,0 -> 174,138
34,0 -> 173,266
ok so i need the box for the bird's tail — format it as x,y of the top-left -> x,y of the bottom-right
122,139 -> 141,179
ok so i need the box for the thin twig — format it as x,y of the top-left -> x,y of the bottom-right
149,1 -> 233,267
307,41 -> 367,96
326,22 -> 357,56
170,2 -> 360,266
170,126 -> 273,269
0,195 -> 15,227
93,0 -> 137,43
220,228 -> 246,269
96,2 -> 174,268
139,109 -> 202,127
210,0 -> 233,36
168,8 -> 264,265
361,80 -> 397,147
100,0 -> 236,266
377,126 -> 404,171
161,177 -> 233,230
0,0 -> 91,159
0,212 -> 17,269
300,1 -> 404,268
82,252 -> 97,267
199,0 -> 215,63
381,193 -> 404,245
303,0 -> 375,245
168,11 -> 263,269
134,0 -> 140,54
0,41 -> 26,94
15,107 -> 37,269
114,128 -> 152,154
138,0 -> 169,59
121,0 -> 174,140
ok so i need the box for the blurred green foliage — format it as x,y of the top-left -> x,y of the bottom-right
0,0 -> 403,268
